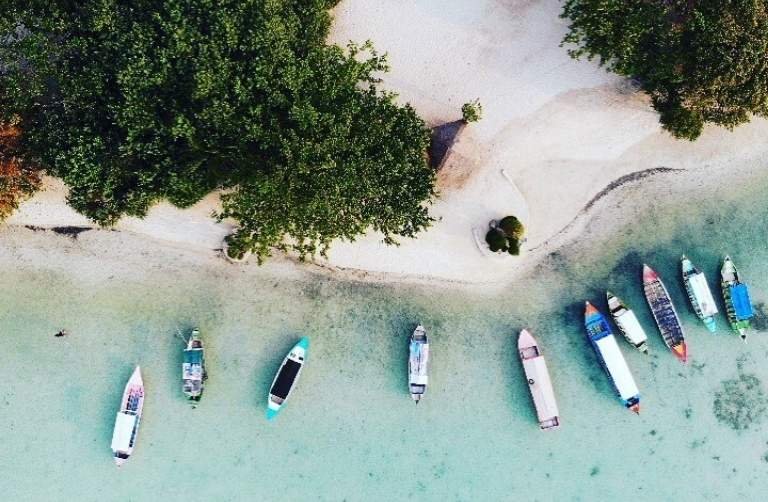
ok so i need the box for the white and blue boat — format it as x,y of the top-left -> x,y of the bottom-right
721,256 -> 754,341
408,325 -> 429,402
267,337 -> 309,420
584,302 -> 641,414
681,255 -> 718,333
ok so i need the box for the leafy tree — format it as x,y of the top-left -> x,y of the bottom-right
461,99 -> 483,123
0,121 -> 40,219
485,215 -> 525,256
485,228 -> 508,252
498,215 -> 524,241
0,0 -> 435,260
561,0 -> 768,140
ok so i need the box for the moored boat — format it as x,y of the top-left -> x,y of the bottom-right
681,255 -> 718,333
721,256 -> 754,341
606,291 -> 648,353
408,325 -> 429,402
267,337 -> 309,420
518,329 -> 560,429
642,264 -> 687,363
182,328 -> 206,401
110,366 -> 144,466
584,302 -> 641,414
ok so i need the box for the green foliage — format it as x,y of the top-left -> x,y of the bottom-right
0,0 -> 435,259
498,215 -> 524,241
561,0 -> 768,140
461,99 -> 483,123
485,228 -> 508,252
507,239 -> 520,256
486,215 -> 524,255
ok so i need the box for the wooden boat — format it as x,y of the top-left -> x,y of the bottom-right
518,329 -> 560,429
408,325 -> 429,402
721,256 -> 754,341
267,337 -> 309,420
584,302 -> 641,413
681,255 -> 718,333
606,291 -> 649,353
182,328 -> 206,401
642,264 -> 687,363
110,366 -> 144,466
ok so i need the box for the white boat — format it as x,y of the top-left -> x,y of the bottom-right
518,329 -> 560,430
110,366 -> 144,466
606,291 -> 649,353
267,337 -> 309,420
408,325 -> 429,402
681,255 -> 718,333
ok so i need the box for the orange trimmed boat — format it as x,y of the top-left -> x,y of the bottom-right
642,264 -> 687,363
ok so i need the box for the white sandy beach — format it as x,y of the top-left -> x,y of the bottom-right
6,0 -> 768,285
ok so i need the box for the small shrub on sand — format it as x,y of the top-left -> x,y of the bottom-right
461,99 -> 483,123
485,228 -> 508,252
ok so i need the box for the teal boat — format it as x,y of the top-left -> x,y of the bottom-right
681,255 -> 718,333
267,337 -> 309,420
721,256 -> 753,341
182,328 -> 206,401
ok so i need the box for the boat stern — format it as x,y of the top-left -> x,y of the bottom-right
672,342 -> 688,364
629,402 -> 640,415
703,317 -> 717,333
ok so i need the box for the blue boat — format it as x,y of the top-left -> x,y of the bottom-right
267,337 -> 309,420
584,302 -> 641,413
721,256 -> 753,341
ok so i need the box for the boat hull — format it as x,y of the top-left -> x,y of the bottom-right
267,337 -> 309,420
606,291 -> 648,353
721,256 -> 753,341
408,325 -> 429,401
111,366 -> 144,466
518,329 -> 560,429
681,256 -> 718,333
643,265 -> 687,363
584,302 -> 641,413
182,329 -> 205,400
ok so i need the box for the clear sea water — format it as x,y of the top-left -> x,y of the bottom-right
2,169 -> 768,501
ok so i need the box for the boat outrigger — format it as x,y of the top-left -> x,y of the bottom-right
606,291 -> 648,353
182,328 -> 206,401
584,302 -> 641,414
408,325 -> 429,402
518,329 -> 560,429
267,337 -> 309,420
642,264 -> 687,363
110,366 -> 144,466
721,256 -> 754,341
681,255 -> 718,333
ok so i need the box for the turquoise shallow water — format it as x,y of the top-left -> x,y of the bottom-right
2,170 -> 768,501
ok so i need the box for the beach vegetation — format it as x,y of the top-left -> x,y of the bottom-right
485,228 -> 508,252
0,121 -> 41,220
561,0 -> 768,140
0,0 -> 435,261
461,100 -> 483,123
486,215 -> 524,255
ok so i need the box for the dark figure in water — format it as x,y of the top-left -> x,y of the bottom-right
55,330 -> 68,337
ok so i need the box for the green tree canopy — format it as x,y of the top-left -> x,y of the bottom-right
0,0 -> 435,260
561,0 -> 768,140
